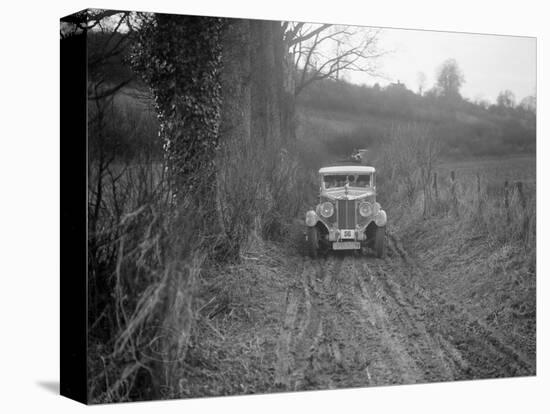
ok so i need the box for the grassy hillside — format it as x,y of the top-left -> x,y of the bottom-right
296,78 -> 536,170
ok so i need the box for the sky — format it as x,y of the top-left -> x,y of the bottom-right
349,27 -> 536,104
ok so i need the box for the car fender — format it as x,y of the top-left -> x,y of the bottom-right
305,210 -> 318,227
374,209 -> 387,227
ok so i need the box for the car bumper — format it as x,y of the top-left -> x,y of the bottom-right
332,241 -> 361,250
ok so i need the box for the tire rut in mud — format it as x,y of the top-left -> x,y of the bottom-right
274,254 -> 370,390
384,233 -> 535,379
275,251 -> 450,390
273,233 -> 533,391
354,259 -> 456,384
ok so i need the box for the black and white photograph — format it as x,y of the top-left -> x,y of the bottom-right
4,0 -> 550,410
5,1 -> 549,411
58,7 -> 539,404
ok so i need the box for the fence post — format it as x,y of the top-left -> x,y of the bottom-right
476,173 -> 482,212
516,181 -> 526,209
504,180 -> 510,225
433,172 -> 439,200
450,171 -> 458,217
516,181 -> 529,241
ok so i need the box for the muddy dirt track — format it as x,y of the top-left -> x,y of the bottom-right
272,233 -> 534,391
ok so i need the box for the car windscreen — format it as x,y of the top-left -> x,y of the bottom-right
323,174 -> 371,188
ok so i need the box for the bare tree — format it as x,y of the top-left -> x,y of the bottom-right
283,23 -> 384,96
86,11 -> 136,241
73,10 -> 147,346
61,9 -> 123,38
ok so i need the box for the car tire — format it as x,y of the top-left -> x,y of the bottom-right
375,225 -> 386,258
306,226 -> 319,259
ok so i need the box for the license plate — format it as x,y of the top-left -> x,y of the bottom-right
341,229 -> 355,239
333,241 -> 361,250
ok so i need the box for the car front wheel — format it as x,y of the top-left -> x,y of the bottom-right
375,225 -> 386,258
306,226 -> 319,258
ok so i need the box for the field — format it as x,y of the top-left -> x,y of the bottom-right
438,155 -> 536,185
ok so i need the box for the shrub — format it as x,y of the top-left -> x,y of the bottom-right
88,160 -> 212,402
217,134 -> 314,258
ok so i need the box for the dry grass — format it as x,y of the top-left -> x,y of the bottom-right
167,240 -> 299,398
88,178 -> 204,402
88,133 -> 312,402
88,159 -> 216,403
385,153 -> 535,256
393,156 -> 536,365
217,132 -> 314,252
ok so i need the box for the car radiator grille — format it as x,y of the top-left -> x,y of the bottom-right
337,200 -> 356,228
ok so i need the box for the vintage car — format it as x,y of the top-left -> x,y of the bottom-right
304,164 -> 387,258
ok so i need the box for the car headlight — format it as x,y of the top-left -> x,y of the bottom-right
359,202 -> 373,217
318,202 -> 334,218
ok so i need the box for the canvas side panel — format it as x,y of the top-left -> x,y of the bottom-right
60,11 -> 88,405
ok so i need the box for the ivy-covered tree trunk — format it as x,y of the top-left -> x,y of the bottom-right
133,15 -> 298,257
132,15 -> 224,225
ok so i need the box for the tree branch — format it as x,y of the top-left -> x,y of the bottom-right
291,26 -> 384,95
288,23 -> 331,46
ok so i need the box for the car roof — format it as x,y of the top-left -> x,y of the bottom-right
319,165 -> 376,174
